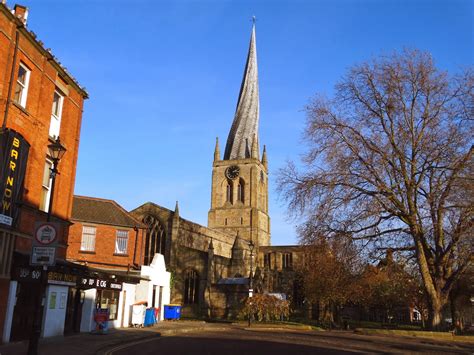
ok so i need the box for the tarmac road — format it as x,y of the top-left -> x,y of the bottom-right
110,327 -> 474,355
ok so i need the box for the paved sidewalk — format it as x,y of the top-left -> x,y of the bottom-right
0,321 -> 219,355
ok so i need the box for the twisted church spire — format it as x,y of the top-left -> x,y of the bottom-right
223,23 -> 259,160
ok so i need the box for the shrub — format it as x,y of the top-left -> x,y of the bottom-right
240,294 -> 290,322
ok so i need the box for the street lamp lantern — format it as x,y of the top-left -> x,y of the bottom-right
46,137 -> 66,221
47,136 -> 67,162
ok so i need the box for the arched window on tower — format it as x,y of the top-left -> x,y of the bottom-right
237,179 -> 245,203
143,215 -> 166,265
184,269 -> 199,304
226,180 -> 233,204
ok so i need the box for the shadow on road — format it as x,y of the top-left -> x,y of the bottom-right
115,335 -> 365,355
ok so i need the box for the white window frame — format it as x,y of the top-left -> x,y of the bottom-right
14,63 -> 31,108
80,226 -> 96,252
49,90 -> 64,139
115,230 -> 129,255
40,159 -> 53,212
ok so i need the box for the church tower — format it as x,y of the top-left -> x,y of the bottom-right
208,23 -> 270,247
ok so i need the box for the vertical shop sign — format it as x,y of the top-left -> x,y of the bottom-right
0,128 -> 30,227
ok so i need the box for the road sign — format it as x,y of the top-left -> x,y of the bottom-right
0,214 -> 12,226
31,222 -> 59,266
35,223 -> 57,245
31,246 -> 56,266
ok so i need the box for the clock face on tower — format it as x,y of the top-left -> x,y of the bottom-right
226,165 -> 240,180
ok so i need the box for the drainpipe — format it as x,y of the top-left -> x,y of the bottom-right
133,226 -> 139,266
3,28 -> 20,129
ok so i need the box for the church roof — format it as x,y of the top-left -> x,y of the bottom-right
223,23 -> 260,160
217,277 -> 249,285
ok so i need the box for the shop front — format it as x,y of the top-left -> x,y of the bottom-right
79,276 -> 122,325
78,275 -> 137,332
6,263 -> 82,341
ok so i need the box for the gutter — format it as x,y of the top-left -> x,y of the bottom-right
2,27 -> 20,129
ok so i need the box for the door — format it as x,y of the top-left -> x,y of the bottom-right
64,288 -> 84,335
10,282 -> 41,341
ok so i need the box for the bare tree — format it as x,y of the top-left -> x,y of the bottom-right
279,50 -> 473,328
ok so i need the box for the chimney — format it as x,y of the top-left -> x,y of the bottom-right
13,4 -> 28,25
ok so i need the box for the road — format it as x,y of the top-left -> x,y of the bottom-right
110,326 -> 474,355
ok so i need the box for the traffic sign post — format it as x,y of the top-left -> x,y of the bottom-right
30,222 -> 59,267
28,222 -> 59,355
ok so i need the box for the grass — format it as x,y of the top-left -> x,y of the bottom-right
355,328 -> 474,342
347,320 -> 423,331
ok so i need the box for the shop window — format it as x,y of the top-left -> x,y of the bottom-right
115,230 -> 128,254
282,253 -> 293,269
96,289 -> 119,320
40,160 -> 52,212
49,90 -> 64,139
13,62 -> 30,108
184,269 -> 199,305
80,226 -> 96,252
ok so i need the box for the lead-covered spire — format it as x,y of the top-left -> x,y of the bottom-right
224,23 -> 259,160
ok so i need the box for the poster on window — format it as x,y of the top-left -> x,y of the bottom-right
0,128 -> 30,228
49,292 -> 57,309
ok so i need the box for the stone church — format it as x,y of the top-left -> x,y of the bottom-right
130,24 -> 302,318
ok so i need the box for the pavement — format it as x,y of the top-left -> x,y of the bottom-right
0,320 -> 224,355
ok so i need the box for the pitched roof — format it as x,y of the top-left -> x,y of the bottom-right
72,195 -> 144,228
224,24 -> 260,160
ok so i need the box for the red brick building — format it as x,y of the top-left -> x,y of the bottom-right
67,196 -> 146,271
0,3 -> 88,342
66,196 -> 170,331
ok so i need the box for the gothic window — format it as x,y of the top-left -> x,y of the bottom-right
237,179 -> 244,203
143,215 -> 166,265
264,253 -> 271,268
293,276 -> 304,308
226,180 -> 233,203
282,253 -> 293,269
183,269 -> 199,305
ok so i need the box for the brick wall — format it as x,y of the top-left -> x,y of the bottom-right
0,4 -> 87,255
67,221 -> 145,270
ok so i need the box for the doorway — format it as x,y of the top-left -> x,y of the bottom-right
10,282 -> 41,341
64,288 -> 84,335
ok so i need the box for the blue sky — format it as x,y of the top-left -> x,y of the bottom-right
16,0 -> 472,245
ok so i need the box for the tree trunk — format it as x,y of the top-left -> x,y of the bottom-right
450,294 -> 463,333
427,295 -> 444,330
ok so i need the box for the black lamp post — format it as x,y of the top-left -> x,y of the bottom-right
46,136 -> 66,221
248,239 -> 254,327
27,137 -> 66,355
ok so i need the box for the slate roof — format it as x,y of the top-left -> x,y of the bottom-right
217,277 -> 249,285
224,23 -> 260,160
72,195 -> 144,228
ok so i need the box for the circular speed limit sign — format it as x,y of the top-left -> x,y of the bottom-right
35,224 -> 57,245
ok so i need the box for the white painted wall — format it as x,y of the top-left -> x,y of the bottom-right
2,281 -> 17,343
109,283 -> 136,329
121,283 -> 136,327
41,285 -> 68,338
139,254 -> 171,321
80,288 -> 97,332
